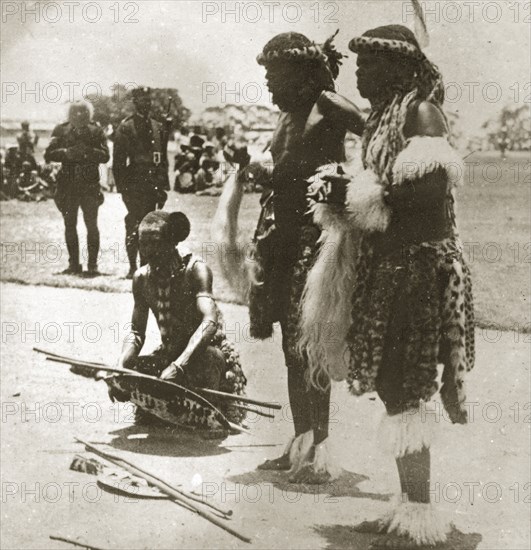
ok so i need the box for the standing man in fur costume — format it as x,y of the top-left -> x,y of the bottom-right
309,25 -> 475,547
214,32 -> 364,484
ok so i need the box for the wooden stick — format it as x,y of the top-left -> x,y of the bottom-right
44,356 -> 140,376
75,440 -> 228,516
92,453 -> 231,517
49,535 -> 107,550
45,357 -> 252,435
35,347 -> 107,367
231,403 -> 275,419
192,387 -> 282,410
75,438 -> 251,543
227,421 -> 253,436
35,348 -> 281,410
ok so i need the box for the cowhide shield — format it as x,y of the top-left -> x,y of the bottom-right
105,374 -> 231,431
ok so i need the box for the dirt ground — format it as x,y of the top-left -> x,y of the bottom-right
1,282 -> 529,550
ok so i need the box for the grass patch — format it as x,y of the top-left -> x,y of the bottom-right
1,152 -> 529,332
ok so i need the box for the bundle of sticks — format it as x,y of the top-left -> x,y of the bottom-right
74,438 -> 252,543
34,348 -> 281,431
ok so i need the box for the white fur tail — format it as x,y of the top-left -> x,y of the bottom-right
211,170 -> 250,301
299,203 -> 360,388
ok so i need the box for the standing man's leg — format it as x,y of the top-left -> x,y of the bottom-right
61,195 -> 82,274
137,195 -> 158,267
122,193 -> 144,277
286,353 -> 333,483
122,193 -> 140,279
80,194 -> 101,274
122,192 -> 158,276
286,226 -> 336,484
355,299 -> 446,547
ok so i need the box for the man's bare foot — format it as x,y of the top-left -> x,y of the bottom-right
257,453 -> 291,471
288,464 -> 331,485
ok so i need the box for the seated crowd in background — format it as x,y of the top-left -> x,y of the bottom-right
0,123 -> 57,202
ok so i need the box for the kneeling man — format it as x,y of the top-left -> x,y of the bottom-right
118,211 -> 246,409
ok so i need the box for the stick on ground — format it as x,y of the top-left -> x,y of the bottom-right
75,438 -> 251,543
49,535 -> 107,550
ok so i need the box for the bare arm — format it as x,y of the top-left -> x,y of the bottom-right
305,91 -> 366,138
160,261 -> 218,379
386,101 -> 449,209
119,273 -> 149,369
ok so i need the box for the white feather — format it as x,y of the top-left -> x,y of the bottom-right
411,0 -> 430,49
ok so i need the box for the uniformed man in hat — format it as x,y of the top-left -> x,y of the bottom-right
113,86 -> 170,278
45,101 -> 109,275
17,121 -> 39,157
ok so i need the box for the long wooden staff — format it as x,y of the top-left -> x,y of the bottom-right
34,348 -> 282,410
191,386 -> 282,411
36,351 -> 255,434
75,438 -> 251,544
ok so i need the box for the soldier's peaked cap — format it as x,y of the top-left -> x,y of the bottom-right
132,87 -> 151,99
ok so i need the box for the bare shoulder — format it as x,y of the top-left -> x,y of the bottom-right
190,259 -> 213,293
405,100 -> 448,138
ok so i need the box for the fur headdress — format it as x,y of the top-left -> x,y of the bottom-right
257,31 -> 344,81
349,24 -> 444,105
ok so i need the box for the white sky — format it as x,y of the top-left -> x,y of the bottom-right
1,0 -> 530,137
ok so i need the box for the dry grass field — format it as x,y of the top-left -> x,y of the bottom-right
1,151 -> 529,331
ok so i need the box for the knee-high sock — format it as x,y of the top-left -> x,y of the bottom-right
287,367 -> 311,437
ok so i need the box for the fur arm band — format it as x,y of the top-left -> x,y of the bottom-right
392,136 -> 463,187
345,168 -> 391,232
